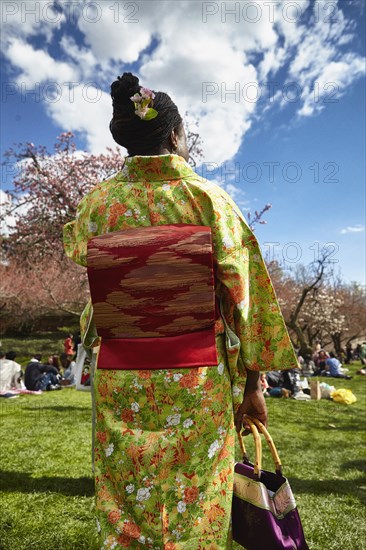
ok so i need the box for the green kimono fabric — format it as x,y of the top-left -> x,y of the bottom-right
63,154 -> 298,550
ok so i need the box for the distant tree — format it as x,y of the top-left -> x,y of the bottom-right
268,254 -> 366,355
267,253 -> 330,354
0,259 -> 86,333
328,280 -> 366,352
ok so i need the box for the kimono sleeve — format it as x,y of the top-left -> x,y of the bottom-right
213,193 -> 298,374
63,191 -> 96,267
63,192 -> 100,348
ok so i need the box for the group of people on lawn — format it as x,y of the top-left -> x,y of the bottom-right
0,333 -> 80,395
259,343 -> 362,399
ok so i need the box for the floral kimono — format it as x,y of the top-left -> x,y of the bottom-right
63,154 -> 298,550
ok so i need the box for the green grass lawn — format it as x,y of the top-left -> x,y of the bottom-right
0,365 -> 365,550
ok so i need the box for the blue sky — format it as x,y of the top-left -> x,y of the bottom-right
1,0 -> 365,283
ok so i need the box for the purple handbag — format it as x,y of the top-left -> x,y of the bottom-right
232,416 -> 309,550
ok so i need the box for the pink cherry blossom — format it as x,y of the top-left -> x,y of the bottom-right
140,87 -> 155,100
130,93 -> 142,103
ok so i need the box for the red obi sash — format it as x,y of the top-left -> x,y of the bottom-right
87,224 -> 218,370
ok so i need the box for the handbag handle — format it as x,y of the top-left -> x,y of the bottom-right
238,416 -> 262,478
237,415 -> 283,477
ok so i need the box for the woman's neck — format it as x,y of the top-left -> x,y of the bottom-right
128,146 -> 173,157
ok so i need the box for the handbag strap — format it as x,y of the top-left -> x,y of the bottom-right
237,415 -> 283,477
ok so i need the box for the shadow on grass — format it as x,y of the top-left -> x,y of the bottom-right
0,471 -> 94,497
289,475 -> 366,504
18,406 -> 91,413
341,460 -> 366,473
305,421 -> 364,433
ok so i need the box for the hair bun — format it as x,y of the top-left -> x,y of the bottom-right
111,72 -> 140,103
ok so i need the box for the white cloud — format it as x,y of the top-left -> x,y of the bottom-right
258,47 -> 286,80
273,0 -> 311,48
1,0 -> 65,43
76,0 -> 154,65
45,84 -> 119,154
59,35 -> 97,80
284,0 -> 365,117
298,55 -> 366,117
340,225 -> 365,234
6,38 -> 79,84
3,36 -> 115,154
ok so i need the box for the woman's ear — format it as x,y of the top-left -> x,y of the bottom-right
170,128 -> 179,151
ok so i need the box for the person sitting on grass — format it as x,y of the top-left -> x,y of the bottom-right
24,354 -> 62,391
360,342 -> 366,366
60,354 -> 77,385
301,354 -> 315,377
322,351 -> 352,380
47,355 -> 61,372
313,349 -> 329,376
265,370 -> 292,398
260,372 -> 270,396
0,350 -> 23,393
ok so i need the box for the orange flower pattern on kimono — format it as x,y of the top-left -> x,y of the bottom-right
63,154 -> 298,549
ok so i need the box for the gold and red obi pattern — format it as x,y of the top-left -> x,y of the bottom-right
87,224 -> 219,370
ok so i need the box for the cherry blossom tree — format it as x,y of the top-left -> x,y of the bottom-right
328,281 -> 366,352
0,260 -> 86,332
1,132 -> 125,330
267,255 -> 366,355
2,132 -> 124,262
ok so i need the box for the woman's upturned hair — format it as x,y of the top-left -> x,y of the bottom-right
109,72 -> 182,155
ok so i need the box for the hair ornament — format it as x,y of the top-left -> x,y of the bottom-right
130,87 -> 158,120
